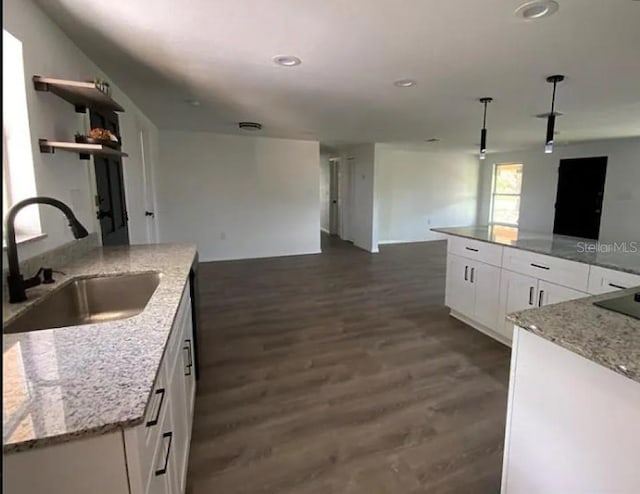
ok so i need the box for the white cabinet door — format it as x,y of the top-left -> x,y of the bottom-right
445,254 -> 475,318
499,270 -> 538,340
502,328 -> 640,493
183,313 -> 196,423
587,265 -> 640,294
472,261 -> 501,330
537,280 -> 587,307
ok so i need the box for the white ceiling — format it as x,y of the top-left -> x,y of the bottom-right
36,0 -> 640,152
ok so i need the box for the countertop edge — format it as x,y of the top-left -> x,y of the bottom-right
431,227 -> 640,275
3,416 -> 144,454
506,314 -> 639,384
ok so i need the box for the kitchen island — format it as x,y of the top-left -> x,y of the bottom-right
432,225 -> 640,344
3,243 -> 198,494
501,288 -> 640,492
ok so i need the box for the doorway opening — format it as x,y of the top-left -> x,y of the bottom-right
321,156 -> 343,250
553,156 -> 607,240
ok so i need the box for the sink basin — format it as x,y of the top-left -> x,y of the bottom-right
3,272 -> 161,334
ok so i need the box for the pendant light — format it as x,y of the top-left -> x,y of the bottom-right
544,75 -> 564,154
478,97 -> 493,160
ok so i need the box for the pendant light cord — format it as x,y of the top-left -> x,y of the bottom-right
482,101 -> 488,129
550,80 -> 558,114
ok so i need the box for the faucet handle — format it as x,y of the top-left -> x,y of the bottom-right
42,267 -> 65,284
42,268 -> 54,284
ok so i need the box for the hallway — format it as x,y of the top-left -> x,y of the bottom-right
188,235 -> 510,493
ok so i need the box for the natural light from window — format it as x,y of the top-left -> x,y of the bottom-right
3,29 -> 41,242
490,163 -> 523,228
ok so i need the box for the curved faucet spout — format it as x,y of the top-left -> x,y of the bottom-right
5,196 -> 89,303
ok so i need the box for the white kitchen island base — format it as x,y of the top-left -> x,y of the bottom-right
501,326 -> 640,493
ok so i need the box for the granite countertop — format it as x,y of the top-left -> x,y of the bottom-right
431,225 -> 640,275
507,287 -> 640,384
2,243 -> 197,453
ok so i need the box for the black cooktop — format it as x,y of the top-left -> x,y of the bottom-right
593,291 -> 640,320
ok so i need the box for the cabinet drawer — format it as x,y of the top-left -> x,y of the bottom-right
164,282 -> 192,375
587,266 -> 640,295
502,247 -> 589,292
447,236 -> 503,267
144,389 -> 174,494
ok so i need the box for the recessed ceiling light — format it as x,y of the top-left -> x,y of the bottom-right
273,55 -> 302,67
185,99 -> 201,107
515,1 -> 559,20
238,122 -> 263,131
394,79 -> 416,88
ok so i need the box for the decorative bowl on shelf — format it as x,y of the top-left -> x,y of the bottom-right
75,134 -> 120,149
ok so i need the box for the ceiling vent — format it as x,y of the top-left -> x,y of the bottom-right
238,122 -> 262,131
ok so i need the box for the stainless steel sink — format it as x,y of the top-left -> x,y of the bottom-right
3,272 -> 162,334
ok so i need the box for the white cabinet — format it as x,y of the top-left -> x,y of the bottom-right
587,265 -> 640,294
447,235 -> 504,267
6,281 -> 196,494
126,281 -> 195,494
502,246 -> 590,292
444,235 -> 635,346
445,253 -> 501,333
537,279 -> 586,306
498,271 -> 588,340
472,261 -> 501,329
498,270 -> 538,340
501,328 -> 640,493
445,253 -> 475,316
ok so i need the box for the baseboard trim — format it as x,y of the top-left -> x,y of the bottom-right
378,239 -> 447,246
377,240 -> 408,245
320,227 -> 330,234
200,249 -> 322,263
449,309 -> 512,348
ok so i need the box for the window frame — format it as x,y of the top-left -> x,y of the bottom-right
2,29 -> 43,246
489,163 -> 523,227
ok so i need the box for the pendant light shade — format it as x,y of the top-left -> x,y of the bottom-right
479,97 -> 493,160
544,75 -> 564,154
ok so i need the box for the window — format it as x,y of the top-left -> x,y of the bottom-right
3,29 -> 41,244
490,163 -> 523,226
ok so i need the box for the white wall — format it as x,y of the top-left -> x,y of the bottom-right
3,0 -> 158,263
155,131 -> 321,262
375,145 -> 479,243
478,137 -> 640,241
340,144 -> 378,252
319,153 -> 330,232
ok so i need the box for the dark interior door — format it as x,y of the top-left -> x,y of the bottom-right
553,156 -> 607,240
90,110 -> 130,246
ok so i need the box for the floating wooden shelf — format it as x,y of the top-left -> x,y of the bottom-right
33,76 -> 125,113
39,139 -> 129,160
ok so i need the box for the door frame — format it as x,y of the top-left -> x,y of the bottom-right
138,126 -> 159,243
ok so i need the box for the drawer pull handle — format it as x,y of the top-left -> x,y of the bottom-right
538,290 -> 545,307
184,339 -> 193,376
470,267 -> 475,283
529,286 -> 535,305
531,263 -> 550,270
465,247 -> 479,252
145,388 -> 165,427
608,282 -> 626,290
464,266 -> 468,281
155,432 -> 173,476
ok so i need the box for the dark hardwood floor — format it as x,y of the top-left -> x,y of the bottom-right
188,233 -> 510,493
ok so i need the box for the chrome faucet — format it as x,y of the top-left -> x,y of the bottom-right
5,196 -> 89,303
